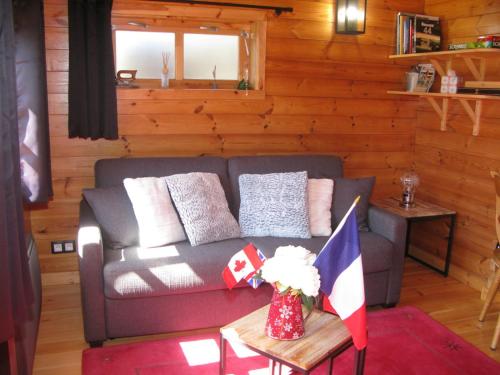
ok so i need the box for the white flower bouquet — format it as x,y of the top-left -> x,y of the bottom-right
257,245 -> 321,311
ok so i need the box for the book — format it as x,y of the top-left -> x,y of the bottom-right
395,12 -> 441,54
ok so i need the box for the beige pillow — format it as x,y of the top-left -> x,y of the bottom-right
123,177 -> 186,248
308,178 -> 334,236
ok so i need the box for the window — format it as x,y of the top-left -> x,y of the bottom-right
115,30 -> 175,79
183,33 -> 239,80
112,12 -> 266,93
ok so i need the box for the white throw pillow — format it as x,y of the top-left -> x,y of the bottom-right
308,178 -> 334,236
123,177 -> 186,248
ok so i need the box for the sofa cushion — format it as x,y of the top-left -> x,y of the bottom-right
166,173 -> 240,246
103,238 -> 250,299
246,236 -> 329,259
123,177 -> 186,248
333,177 -> 375,231
247,231 -> 392,274
82,186 -> 139,249
228,155 -> 343,217
94,156 -> 234,211
238,171 -> 311,238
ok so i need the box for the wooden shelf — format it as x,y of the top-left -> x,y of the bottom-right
388,49 -> 500,136
389,49 -> 500,61
387,91 -> 500,101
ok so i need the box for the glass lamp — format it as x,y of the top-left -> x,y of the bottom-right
336,0 -> 367,34
400,171 -> 420,208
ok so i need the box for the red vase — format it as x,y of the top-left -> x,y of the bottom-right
265,288 -> 305,340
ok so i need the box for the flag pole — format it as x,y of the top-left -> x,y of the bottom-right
354,195 -> 361,205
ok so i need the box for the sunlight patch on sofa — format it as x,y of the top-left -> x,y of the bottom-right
77,226 -> 101,257
136,245 -> 180,260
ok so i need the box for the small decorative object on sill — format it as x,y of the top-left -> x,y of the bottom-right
116,70 -> 138,88
161,51 -> 169,88
211,65 -> 218,89
400,171 -> 420,208
257,246 -> 320,340
237,67 -> 250,94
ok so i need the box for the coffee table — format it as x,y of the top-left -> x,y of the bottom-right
219,304 -> 364,374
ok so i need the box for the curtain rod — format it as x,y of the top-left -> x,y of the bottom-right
149,0 -> 294,15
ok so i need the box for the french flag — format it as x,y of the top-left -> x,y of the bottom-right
313,197 -> 367,350
222,243 -> 266,289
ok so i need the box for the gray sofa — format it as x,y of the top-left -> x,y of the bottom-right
77,155 -> 407,346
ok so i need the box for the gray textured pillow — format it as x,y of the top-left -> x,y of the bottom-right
333,177 -> 375,231
165,173 -> 240,246
82,186 -> 139,249
238,171 -> 311,238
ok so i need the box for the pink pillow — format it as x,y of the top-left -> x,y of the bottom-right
308,179 -> 334,236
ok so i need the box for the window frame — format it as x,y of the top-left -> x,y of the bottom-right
112,16 -> 266,95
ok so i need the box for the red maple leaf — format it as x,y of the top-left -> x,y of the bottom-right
234,260 -> 246,273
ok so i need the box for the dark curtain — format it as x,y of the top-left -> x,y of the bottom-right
0,1 -> 34,374
68,0 -> 118,140
14,0 -> 53,203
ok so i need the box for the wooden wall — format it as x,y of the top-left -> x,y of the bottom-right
37,0 -> 422,282
410,0 -> 500,292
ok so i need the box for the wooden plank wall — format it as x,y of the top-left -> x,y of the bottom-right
36,0 -> 422,282
410,0 -> 500,292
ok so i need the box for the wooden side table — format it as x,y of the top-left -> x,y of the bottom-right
220,304 -> 364,374
373,197 -> 456,276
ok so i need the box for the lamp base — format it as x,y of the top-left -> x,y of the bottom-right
399,201 -> 416,209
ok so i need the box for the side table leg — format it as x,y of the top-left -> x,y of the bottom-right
444,214 -> 456,277
405,219 -> 412,257
269,359 -> 275,375
354,348 -> 366,375
219,333 -> 226,375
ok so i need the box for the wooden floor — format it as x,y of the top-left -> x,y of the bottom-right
33,259 -> 500,374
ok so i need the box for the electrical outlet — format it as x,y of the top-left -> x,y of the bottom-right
63,240 -> 76,253
51,241 -> 63,254
51,240 -> 76,254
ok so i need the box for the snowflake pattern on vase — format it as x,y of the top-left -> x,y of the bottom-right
265,288 -> 305,340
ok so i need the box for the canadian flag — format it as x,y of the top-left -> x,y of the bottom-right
222,243 -> 265,289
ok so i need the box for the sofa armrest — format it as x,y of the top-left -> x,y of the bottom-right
77,200 -> 106,343
368,205 -> 407,305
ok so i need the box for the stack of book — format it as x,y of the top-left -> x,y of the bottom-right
396,13 -> 441,55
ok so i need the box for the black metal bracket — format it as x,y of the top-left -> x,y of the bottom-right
149,0 -> 293,16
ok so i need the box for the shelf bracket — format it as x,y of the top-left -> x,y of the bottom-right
425,96 -> 448,131
458,98 -> 482,136
462,57 -> 486,81
429,58 -> 447,77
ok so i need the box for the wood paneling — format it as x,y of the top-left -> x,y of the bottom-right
409,0 -> 500,293
38,0 -> 420,277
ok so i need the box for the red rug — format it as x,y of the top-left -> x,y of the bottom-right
82,306 -> 500,374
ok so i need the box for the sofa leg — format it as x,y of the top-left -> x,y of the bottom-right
89,340 -> 104,348
383,303 -> 397,308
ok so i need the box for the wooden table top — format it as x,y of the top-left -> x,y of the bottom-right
220,304 -> 351,371
373,197 -> 456,219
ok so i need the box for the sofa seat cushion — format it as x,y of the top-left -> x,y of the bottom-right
103,238 -> 250,299
247,231 -> 393,274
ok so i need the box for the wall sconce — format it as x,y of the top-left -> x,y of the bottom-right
336,0 -> 367,34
